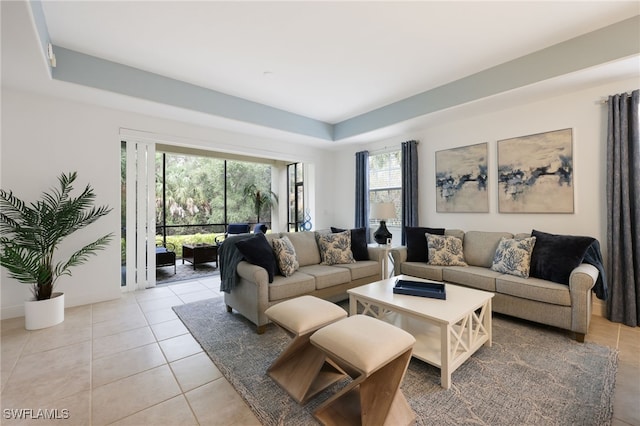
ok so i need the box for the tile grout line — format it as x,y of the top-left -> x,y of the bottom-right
166,280 -> 209,425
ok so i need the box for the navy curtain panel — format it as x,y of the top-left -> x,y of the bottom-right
401,140 -> 419,245
355,151 -> 370,242
606,89 -> 639,327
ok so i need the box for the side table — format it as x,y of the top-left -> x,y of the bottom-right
182,243 -> 218,270
370,244 -> 393,279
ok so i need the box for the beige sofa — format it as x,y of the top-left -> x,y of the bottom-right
390,230 -> 601,342
224,231 -> 384,333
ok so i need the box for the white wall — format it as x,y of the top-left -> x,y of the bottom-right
1,88 -> 334,319
333,77 -> 639,259
2,77 -> 636,319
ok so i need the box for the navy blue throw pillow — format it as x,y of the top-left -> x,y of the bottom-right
330,227 -> 369,261
235,233 -> 277,283
529,229 -> 595,285
405,227 -> 445,262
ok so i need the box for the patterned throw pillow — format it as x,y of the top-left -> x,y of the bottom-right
272,236 -> 299,277
491,236 -> 537,278
316,231 -> 356,266
427,234 -> 468,266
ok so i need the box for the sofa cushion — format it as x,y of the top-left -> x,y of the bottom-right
272,236 -> 299,277
334,260 -> 381,280
529,229 -> 596,285
405,226 -> 445,262
286,232 -> 321,266
445,229 -> 465,240
496,275 -> 571,306
265,232 -> 281,245
268,272 -> 316,301
400,262 -> 445,282
463,231 -> 514,267
427,234 -> 468,266
331,227 -> 369,261
514,232 -> 531,240
490,236 -> 537,278
298,265 -> 351,290
316,231 -> 356,266
235,233 -> 277,283
443,266 -> 501,292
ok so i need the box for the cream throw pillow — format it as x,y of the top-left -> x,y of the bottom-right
491,236 -> 537,278
427,234 -> 468,266
316,231 -> 356,265
272,236 -> 299,277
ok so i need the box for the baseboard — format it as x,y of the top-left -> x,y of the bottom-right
1,304 -> 25,320
592,298 -> 606,317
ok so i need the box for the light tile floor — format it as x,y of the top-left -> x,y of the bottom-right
1,276 -> 639,425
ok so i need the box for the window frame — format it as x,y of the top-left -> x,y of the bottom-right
368,150 -> 402,228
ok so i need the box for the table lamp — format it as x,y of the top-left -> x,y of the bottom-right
371,202 -> 396,245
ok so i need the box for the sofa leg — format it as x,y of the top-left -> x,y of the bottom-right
226,305 -> 233,313
257,324 -> 266,334
575,332 -> 585,343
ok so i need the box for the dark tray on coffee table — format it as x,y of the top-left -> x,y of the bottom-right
393,279 -> 446,300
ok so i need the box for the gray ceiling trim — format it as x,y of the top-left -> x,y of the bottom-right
27,0 -> 52,77
333,15 -> 640,140
51,47 -> 334,141
29,0 -> 638,142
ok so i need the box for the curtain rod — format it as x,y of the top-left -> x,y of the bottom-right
600,91 -> 635,104
369,140 -> 419,155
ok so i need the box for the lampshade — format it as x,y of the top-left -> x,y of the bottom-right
371,202 -> 397,220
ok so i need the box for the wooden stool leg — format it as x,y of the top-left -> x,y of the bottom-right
314,348 -> 415,426
313,377 -> 365,426
360,349 -> 415,426
268,333 -> 345,404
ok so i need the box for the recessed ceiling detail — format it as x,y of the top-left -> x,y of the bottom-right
19,1 -> 640,142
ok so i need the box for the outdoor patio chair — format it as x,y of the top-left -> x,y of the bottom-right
215,223 -> 251,245
156,242 -> 176,274
253,223 -> 268,234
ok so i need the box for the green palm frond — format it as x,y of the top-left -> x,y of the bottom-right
53,233 -> 114,283
0,172 -> 112,300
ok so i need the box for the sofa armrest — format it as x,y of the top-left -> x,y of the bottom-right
569,263 -> 599,337
225,261 -> 271,332
390,247 -> 407,276
236,261 -> 270,285
569,263 -> 598,293
367,245 -> 385,265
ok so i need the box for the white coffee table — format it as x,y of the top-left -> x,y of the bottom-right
348,275 -> 494,389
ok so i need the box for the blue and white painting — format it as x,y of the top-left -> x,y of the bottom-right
498,128 -> 574,213
436,142 -> 489,213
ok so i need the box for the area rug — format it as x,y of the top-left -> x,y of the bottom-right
173,297 -> 617,426
156,263 -> 219,284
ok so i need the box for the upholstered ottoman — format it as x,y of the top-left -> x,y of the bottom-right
310,314 -> 416,426
264,295 -> 348,403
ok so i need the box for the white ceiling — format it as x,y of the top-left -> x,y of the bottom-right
3,1 -> 640,146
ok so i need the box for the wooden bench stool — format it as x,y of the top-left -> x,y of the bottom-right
264,295 -> 348,404
310,314 -> 416,426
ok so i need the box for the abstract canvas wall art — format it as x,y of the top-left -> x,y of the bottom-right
435,142 -> 489,213
497,128 -> 574,213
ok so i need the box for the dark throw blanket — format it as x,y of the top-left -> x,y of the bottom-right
583,240 -> 607,300
530,230 -> 607,300
219,233 -> 254,293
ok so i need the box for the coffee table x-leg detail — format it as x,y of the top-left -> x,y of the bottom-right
349,279 -> 493,389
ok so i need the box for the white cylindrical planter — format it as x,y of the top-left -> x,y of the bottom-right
24,292 -> 65,330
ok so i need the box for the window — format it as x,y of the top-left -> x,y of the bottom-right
369,151 -> 401,227
287,163 -> 305,232
155,152 -> 274,240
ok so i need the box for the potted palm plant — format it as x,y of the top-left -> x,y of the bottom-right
0,172 -> 113,330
